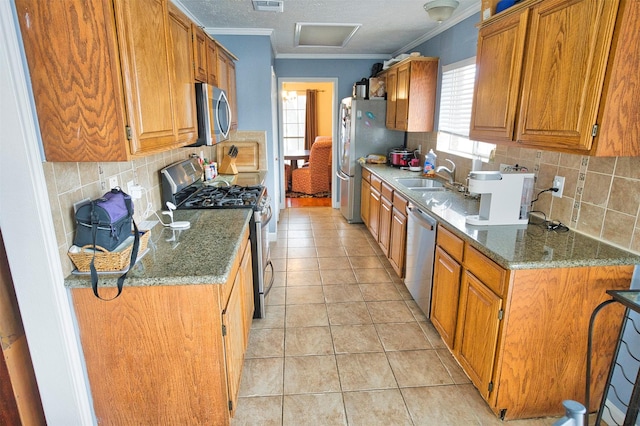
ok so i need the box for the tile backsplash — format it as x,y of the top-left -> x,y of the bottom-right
46,130 -> 640,277
45,131 -> 267,276
407,132 -> 640,255
44,146 -> 218,276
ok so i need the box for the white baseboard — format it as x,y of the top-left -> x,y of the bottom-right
602,399 -> 628,425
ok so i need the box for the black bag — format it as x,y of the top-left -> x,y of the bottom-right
73,188 -> 139,300
74,189 -> 133,251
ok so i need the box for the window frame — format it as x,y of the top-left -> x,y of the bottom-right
436,57 -> 495,161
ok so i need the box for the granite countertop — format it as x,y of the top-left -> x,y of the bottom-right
65,203 -> 253,289
363,163 -> 640,270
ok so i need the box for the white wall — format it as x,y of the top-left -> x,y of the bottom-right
0,2 -> 93,424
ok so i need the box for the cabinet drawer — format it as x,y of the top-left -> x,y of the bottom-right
392,192 -> 408,214
464,245 -> 506,296
381,181 -> 393,200
362,169 -> 371,182
437,225 -> 464,262
219,230 -> 250,307
370,174 -> 382,191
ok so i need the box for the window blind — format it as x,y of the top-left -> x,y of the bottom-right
439,58 -> 476,138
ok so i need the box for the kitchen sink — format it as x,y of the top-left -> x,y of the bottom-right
407,187 -> 448,192
395,178 -> 446,190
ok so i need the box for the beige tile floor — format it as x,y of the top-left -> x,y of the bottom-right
231,206 -> 561,426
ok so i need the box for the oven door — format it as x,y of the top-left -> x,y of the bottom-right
253,198 -> 273,318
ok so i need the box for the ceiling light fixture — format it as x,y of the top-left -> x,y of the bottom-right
423,0 -> 459,23
252,0 -> 284,13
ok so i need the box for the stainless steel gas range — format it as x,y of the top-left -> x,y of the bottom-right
160,158 -> 273,318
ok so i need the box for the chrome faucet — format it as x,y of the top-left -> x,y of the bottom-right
436,159 -> 456,184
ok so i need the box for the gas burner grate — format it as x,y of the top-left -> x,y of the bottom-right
182,184 -> 265,209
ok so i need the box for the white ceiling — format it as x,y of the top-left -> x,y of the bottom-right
173,0 -> 481,59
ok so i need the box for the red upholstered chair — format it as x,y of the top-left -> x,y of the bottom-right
284,163 -> 292,191
291,136 -> 332,194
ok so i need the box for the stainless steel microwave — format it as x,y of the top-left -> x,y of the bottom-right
193,83 -> 231,146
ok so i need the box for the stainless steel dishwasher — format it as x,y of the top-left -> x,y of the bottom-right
404,202 -> 438,317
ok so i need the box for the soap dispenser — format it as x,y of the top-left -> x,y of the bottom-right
424,149 -> 437,177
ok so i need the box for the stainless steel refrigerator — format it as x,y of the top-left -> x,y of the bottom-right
337,97 -> 404,223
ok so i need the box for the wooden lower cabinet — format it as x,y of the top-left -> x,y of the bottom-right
367,176 -> 382,241
430,246 -> 461,348
360,173 -> 371,225
454,270 -> 503,401
431,225 -> 632,420
71,232 -> 253,425
378,188 -> 393,256
362,171 -> 408,278
388,193 -> 408,278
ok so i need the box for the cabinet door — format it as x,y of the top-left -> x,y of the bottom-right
454,271 -> 502,400
368,187 -> 381,241
360,178 -> 371,225
388,207 -> 407,278
228,59 -> 238,130
192,25 -> 208,83
385,68 -> 398,128
470,9 -> 529,143
378,195 -> 392,256
395,63 -> 410,131
222,272 -> 245,416
217,48 -> 230,93
206,38 -> 218,86
240,239 -> 254,348
516,0 -> 619,152
431,247 -> 461,349
15,0 -> 130,162
168,4 -> 198,144
115,0 -> 179,154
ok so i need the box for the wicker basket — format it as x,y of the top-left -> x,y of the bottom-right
68,231 -> 150,272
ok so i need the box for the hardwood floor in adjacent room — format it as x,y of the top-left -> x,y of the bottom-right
285,197 -> 331,208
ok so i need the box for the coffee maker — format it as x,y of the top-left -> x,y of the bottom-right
466,171 -> 535,226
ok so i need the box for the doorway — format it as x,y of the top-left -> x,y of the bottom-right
277,79 -> 338,210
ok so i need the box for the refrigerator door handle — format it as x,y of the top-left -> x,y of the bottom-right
336,169 -> 350,181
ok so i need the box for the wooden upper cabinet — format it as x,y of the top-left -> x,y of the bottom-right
206,38 -> 219,86
192,25 -> 208,83
394,63 -> 410,131
217,44 -> 238,130
384,68 -> 398,128
15,0 -> 197,161
469,8 -> 529,143
168,4 -> 198,144
384,57 -> 438,132
516,0 -> 618,152
112,0 -> 183,154
472,0 -> 640,156
15,0 -> 130,161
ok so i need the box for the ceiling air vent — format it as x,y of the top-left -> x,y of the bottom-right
252,0 -> 284,12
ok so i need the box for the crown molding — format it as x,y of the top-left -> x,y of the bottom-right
392,3 -> 481,57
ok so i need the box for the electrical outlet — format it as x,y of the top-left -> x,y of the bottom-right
127,180 -> 140,199
108,176 -> 118,189
553,176 -> 565,198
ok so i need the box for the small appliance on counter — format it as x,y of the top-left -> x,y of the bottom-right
465,171 -> 535,226
388,148 -> 418,167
